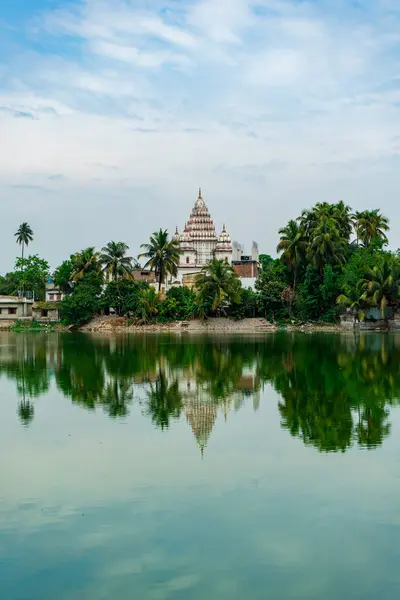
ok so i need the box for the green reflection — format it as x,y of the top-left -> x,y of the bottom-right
1,332 -> 400,453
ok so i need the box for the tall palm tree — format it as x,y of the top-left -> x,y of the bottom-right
360,257 -> 400,321
354,210 -> 389,251
195,258 -> 242,315
307,215 -> 346,276
14,222 -> 34,260
333,201 -> 353,241
100,241 -> 135,282
70,247 -> 101,283
139,229 -> 181,291
276,220 -> 306,293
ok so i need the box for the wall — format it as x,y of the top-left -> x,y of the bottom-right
233,261 -> 259,279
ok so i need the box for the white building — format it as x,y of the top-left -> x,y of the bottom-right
171,189 -> 233,286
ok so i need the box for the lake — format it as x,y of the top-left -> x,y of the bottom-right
1,331 -> 400,599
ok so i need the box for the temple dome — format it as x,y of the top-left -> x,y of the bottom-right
215,225 -> 232,253
186,189 -> 217,242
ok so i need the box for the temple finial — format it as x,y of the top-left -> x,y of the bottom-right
198,187 -> 202,198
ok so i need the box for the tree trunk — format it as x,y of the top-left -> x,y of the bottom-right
158,271 -> 162,292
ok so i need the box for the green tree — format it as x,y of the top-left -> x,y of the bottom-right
14,222 -> 34,260
354,209 -> 389,253
360,257 -> 400,321
70,247 -> 102,283
139,229 -> 181,291
60,272 -> 102,326
307,214 -> 346,276
102,279 -> 148,316
132,287 -> 161,323
54,259 -> 74,294
195,258 -> 242,316
276,219 -> 306,294
14,255 -> 50,300
100,241 -> 136,282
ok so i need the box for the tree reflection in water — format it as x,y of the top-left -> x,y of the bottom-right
1,332 -> 400,453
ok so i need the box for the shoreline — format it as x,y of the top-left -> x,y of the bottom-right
79,316 -> 344,334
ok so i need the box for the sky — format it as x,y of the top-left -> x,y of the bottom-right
1,0 -> 400,272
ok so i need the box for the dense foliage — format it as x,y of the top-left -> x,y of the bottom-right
2,202 -> 398,326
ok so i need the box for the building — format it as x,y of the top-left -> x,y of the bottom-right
232,241 -> 260,290
45,278 -> 64,302
171,189 -> 233,286
0,296 -> 33,320
32,278 -> 64,322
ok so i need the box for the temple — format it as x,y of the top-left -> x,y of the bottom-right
172,189 -> 233,286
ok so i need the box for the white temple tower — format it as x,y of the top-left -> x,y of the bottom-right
173,189 -> 233,286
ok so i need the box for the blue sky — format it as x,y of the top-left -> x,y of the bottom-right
1,0 -> 400,271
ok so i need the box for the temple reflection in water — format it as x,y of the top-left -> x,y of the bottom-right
1,332 -> 400,454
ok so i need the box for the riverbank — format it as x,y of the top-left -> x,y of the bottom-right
79,316 -> 344,334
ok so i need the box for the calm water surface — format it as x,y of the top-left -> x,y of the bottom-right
1,332 -> 400,599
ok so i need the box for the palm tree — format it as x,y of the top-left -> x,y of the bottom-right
139,229 -> 181,291
307,215 -> 346,276
360,257 -> 400,322
354,210 -> 389,253
336,290 -> 368,325
195,258 -> 242,315
70,247 -> 101,283
100,241 -> 135,282
276,220 -> 306,293
133,287 -> 161,323
15,222 -> 34,260
333,201 -> 353,241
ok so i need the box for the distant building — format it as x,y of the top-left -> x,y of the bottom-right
232,241 -> 260,290
0,296 -> 33,320
45,278 -> 64,302
32,278 -> 64,321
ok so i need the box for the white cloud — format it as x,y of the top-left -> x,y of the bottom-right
1,0 -> 400,271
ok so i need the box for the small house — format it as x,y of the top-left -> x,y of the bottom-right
32,302 -> 61,322
0,296 -> 33,319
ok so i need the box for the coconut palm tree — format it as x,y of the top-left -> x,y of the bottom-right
133,287 -> 161,323
195,258 -> 242,315
276,220 -> 306,293
336,289 -> 368,325
360,258 -> 400,321
14,222 -> 34,260
354,210 -> 389,250
307,215 -> 346,276
70,247 -> 101,283
333,201 -> 353,241
100,241 -> 136,282
139,229 -> 181,291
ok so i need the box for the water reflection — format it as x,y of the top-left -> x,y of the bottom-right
1,332 -> 400,453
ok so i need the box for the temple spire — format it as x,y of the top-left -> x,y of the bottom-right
198,187 -> 202,198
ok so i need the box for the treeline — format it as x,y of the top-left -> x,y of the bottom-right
1,203 -> 399,325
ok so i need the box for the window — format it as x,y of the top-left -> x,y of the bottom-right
49,294 -> 55,300
186,256 -> 190,264
57,295 -> 62,301
8,308 -> 17,315
41,310 -> 49,317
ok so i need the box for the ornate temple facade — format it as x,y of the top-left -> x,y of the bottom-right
172,189 -> 233,286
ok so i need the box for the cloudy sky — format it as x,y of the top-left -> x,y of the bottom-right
1,0 -> 400,272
